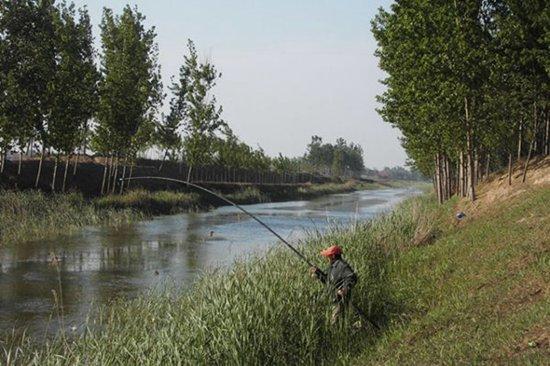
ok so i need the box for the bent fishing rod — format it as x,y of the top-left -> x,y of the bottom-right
120,176 -> 379,330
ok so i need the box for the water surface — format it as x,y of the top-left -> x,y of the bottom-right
0,187 -> 418,337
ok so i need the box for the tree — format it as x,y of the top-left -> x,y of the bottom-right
94,5 -> 162,194
0,0 -> 57,183
172,40 -> 226,181
48,3 -> 98,191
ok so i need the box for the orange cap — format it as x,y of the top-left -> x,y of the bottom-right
320,245 -> 342,257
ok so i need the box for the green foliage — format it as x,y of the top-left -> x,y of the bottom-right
212,127 -> 271,170
0,0 -> 57,152
372,0 -> 549,196
173,40 -> 226,168
305,136 -> 365,177
48,3 -> 98,155
93,5 -> 162,156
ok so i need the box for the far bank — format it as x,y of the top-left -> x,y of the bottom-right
0,179 -> 423,246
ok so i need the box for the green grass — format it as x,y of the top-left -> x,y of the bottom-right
225,187 -> 270,204
94,189 -> 201,215
352,186 -> 549,365
0,190 -> 140,245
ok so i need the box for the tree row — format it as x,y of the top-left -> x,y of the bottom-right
372,0 -> 548,202
0,1 -> 366,193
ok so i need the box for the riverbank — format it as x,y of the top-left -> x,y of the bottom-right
1,160 -> 547,364
0,180 -> 408,245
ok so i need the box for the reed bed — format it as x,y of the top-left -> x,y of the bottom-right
1,193 -> 443,365
0,190 -> 140,245
225,187 -> 270,204
94,189 -> 201,214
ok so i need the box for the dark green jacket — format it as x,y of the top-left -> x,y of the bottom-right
315,258 -> 358,301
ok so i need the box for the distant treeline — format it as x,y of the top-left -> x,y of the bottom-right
372,1 -> 548,203
0,2 -> 365,193
364,166 -> 426,181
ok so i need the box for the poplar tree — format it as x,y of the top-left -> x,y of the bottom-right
171,40 -> 226,181
0,0 -> 57,183
94,5 -> 162,193
48,3 -> 98,191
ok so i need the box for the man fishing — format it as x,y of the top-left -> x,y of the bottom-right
310,245 -> 357,325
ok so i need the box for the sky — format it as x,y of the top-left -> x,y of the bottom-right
71,0 -> 405,169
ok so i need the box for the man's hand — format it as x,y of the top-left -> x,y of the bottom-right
309,267 -> 318,277
337,287 -> 348,298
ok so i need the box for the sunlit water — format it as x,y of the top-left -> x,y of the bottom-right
0,187 -> 419,338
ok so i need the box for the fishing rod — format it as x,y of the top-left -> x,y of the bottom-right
120,176 -> 379,330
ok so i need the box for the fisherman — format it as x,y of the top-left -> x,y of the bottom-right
310,245 -> 357,325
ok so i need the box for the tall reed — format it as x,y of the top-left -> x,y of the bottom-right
0,190 -> 139,245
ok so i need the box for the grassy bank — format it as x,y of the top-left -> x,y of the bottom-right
0,191 -> 141,246
352,189 -> 549,364
94,189 -> 201,215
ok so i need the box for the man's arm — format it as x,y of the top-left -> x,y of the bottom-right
310,267 -> 327,283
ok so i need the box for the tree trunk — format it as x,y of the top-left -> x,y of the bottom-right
435,153 -> 443,204
440,154 -> 445,200
18,150 -> 23,175
485,154 -> 490,180
101,159 -> 108,195
158,150 -> 168,172
545,111 -> 549,156
73,148 -> 80,176
62,156 -> 70,193
522,141 -> 534,183
459,150 -> 465,197
508,153 -> 512,186
111,156 -> 119,194
127,162 -> 134,190
26,138 -> 33,156
465,97 -> 476,201
517,119 -> 523,160
522,102 -> 539,183
187,165 -> 193,182
474,149 -> 480,186
119,158 -> 128,195
35,145 -> 46,188
106,155 -> 113,193
51,156 -> 59,191
0,150 -> 5,174
446,155 -> 451,198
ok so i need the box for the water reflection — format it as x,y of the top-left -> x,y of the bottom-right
0,187 -> 418,337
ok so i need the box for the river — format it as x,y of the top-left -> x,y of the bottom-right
0,187 -> 418,339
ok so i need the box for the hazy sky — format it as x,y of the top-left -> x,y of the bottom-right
71,0 -> 405,168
